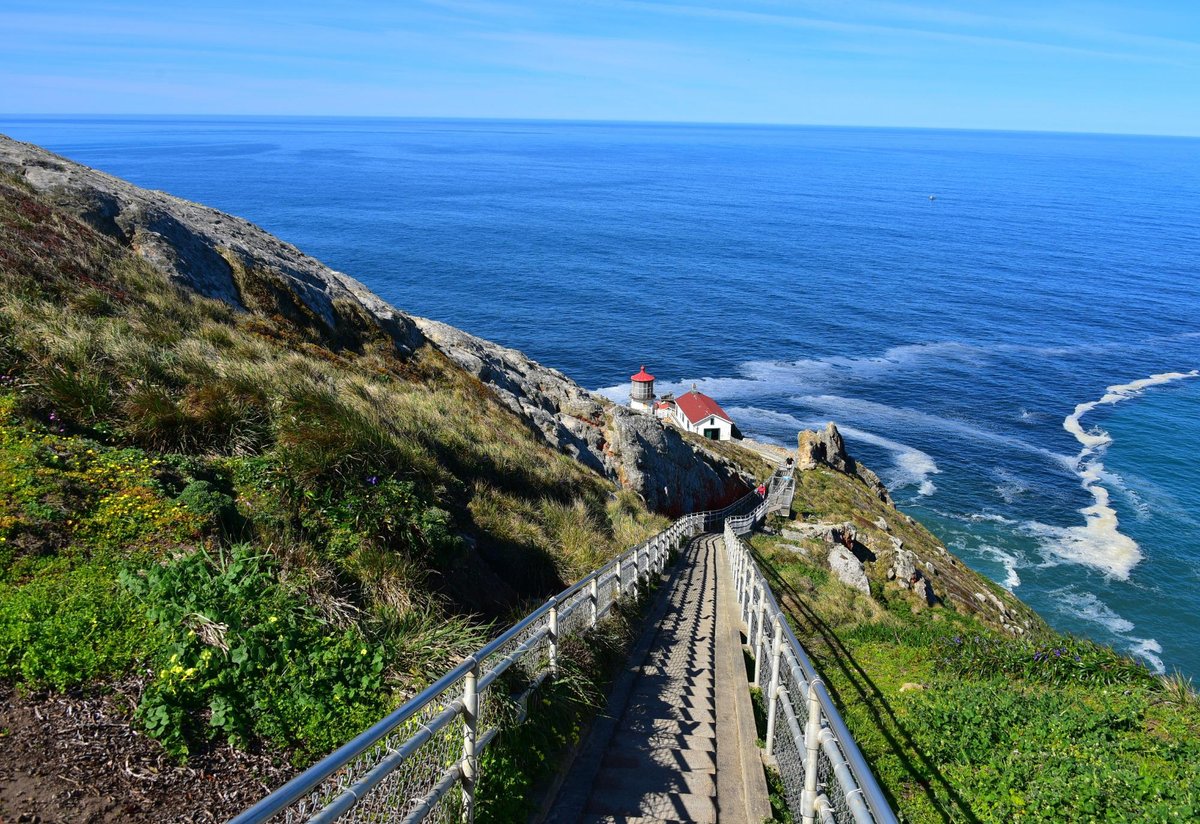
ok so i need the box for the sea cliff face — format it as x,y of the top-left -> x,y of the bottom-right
0,134 -> 749,514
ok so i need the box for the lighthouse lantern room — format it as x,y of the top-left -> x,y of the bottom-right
629,365 -> 656,411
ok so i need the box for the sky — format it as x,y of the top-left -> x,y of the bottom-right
1,1 -> 1198,135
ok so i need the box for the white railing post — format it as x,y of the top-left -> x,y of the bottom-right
614,558 -> 623,599
589,577 -> 598,628
802,681 -> 822,824
765,617 -> 784,757
739,562 -> 750,625
461,662 -> 479,823
548,600 -> 559,675
754,593 -> 770,686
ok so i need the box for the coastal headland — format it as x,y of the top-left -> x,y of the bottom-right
0,135 -> 1196,822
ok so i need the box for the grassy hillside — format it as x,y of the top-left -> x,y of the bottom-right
0,174 -> 668,818
755,466 -> 1200,822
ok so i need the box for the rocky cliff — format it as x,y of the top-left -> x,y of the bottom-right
782,424 -> 1040,634
0,134 -> 748,512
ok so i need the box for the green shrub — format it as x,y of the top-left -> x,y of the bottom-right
122,545 -> 389,758
175,479 -> 236,532
935,632 -> 1159,688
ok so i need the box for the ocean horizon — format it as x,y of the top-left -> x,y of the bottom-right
3,115 -> 1197,678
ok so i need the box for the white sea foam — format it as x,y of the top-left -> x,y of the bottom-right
795,394 -> 1074,468
976,544 -> 1023,589
819,421 -> 942,496
594,341 -> 987,406
1050,588 -> 1165,673
993,467 -> 1028,504
1053,588 -> 1136,634
1130,639 -> 1166,674
1049,370 -> 1200,579
725,406 -> 942,495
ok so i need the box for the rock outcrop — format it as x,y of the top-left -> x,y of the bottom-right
604,407 -> 749,516
0,135 -> 425,356
797,422 -> 892,505
0,134 -> 748,513
412,318 -> 750,513
828,544 -> 871,595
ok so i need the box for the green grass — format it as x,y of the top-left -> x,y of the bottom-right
750,532 -> 1200,822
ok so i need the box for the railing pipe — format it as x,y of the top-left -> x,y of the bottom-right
802,680 -> 823,824
765,616 -> 784,757
547,599 -> 559,675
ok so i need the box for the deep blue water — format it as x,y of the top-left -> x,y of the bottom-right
3,116 -> 1198,678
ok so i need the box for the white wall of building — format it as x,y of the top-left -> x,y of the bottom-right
674,408 -> 732,440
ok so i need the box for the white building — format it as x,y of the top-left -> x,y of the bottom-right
673,387 -> 734,441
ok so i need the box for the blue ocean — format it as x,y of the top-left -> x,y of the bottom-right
3,116 -> 1198,678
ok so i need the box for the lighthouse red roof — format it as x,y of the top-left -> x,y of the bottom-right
631,366 -> 655,382
675,389 -> 732,425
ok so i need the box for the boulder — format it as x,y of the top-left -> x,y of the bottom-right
783,522 -> 856,545
828,544 -> 871,595
891,549 -> 918,587
914,577 -> 938,606
602,406 -> 750,516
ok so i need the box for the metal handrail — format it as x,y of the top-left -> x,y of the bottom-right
724,516 -> 898,824
231,476 -> 777,824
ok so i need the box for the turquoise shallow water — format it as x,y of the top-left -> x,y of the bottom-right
2,116 -> 1198,677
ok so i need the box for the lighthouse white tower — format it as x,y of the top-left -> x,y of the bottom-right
629,365 -> 656,412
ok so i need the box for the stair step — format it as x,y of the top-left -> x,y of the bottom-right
586,791 -> 716,824
625,703 -> 716,725
602,747 -> 717,773
594,766 -> 716,797
618,717 -> 716,739
580,816 -> 685,824
610,730 -> 716,753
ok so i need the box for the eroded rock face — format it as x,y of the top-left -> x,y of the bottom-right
782,522 -> 856,546
604,407 -> 750,516
0,135 -> 748,514
411,319 -> 749,512
797,422 -> 892,505
0,135 -> 425,355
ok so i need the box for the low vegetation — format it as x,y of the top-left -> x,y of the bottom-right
0,169 -> 667,800
752,468 -> 1200,822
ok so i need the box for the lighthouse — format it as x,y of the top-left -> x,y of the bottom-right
629,365 -> 656,411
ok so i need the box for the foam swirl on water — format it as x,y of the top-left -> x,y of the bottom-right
1055,370 -> 1200,580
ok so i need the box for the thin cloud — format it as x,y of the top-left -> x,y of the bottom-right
605,1 -> 1196,66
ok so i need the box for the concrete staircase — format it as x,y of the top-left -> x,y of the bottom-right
544,535 -> 769,824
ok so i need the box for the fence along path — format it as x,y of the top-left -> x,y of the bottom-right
230,467 -> 897,824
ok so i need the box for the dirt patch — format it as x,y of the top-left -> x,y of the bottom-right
0,677 -> 295,823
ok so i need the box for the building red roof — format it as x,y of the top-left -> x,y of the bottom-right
631,366 -> 655,382
675,389 -> 732,425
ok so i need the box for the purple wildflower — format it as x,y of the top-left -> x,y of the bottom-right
366,475 -> 379,486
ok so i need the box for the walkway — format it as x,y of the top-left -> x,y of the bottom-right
544,535 -> 770,824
